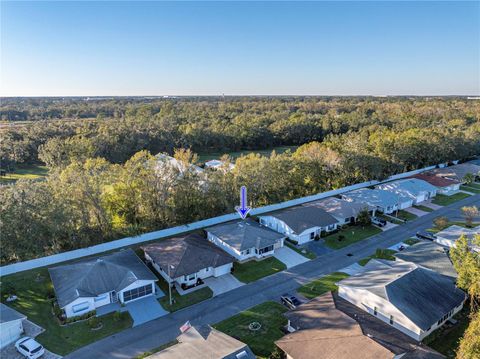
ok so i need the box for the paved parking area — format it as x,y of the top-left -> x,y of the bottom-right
204,274 -> 244,296
305,240 -> 334,256
274,247 -> 309,268
126,296 -> 168,327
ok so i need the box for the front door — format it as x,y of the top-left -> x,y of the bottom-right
110,291 -> 118,303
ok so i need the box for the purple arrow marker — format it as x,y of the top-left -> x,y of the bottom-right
235,186 -> 252,219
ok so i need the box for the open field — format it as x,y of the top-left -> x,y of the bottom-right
0,164 -> 48,183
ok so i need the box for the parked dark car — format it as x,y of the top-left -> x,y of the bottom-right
281,294 -> 301,310
416,231 -> 437,241
371,217 -> 387,227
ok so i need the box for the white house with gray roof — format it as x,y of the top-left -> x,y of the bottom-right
0,304 -> 26,349
206,219 -> 285,261
341,188 -> 406,214
435,225 -> 480,252
337,260 -> 466,341
376,178 -> 437,205
304,197 -> 375,225
257,206 -> 339,245
49,249 -> 158,318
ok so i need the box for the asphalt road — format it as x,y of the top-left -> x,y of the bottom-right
67,194 -> 480,359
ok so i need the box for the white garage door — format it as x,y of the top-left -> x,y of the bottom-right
0,321 -> 22,349
214,263 -> 232,277
416,194 -> 426,203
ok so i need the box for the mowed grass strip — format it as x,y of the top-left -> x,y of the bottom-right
460,185 -> 480,194
232,257 -> 286,283
358,248 -> 397,266
413,205 -> 434,212
285,242 -> 316,259
432,193 -> 471,206
297,272 -> 350,299
0,164 -> 49,183
324,225 -> 382,249
214,301 -> 287,358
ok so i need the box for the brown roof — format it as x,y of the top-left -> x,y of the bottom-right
410,173 -> 460,188
275,293 -> 393,359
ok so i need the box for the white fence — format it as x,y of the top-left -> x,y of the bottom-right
0,164 -> 438,276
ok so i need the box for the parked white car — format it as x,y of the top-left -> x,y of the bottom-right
15,337 -> 45,358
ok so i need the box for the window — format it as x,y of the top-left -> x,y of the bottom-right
373,307 -> 377,316
389,315 -> 394,325
246,249 -> 250,255
259,245 -> 274,254
94,294 -> 108,302
205,267 -> 209,272
310,232 -> 315,239
123,284 -> 153,302
72,301 -> 90,313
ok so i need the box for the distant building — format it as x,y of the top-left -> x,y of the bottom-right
430,163 -> 480,183
204,159 -> 235,171
155,153 -> 204,176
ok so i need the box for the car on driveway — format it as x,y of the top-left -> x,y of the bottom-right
281,294 -> 301,310
15,337 -> 45,358
371,217 -> 387,227
416,231 -> 437,241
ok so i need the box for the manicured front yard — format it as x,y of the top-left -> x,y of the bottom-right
232,257 -> 287,283
324,225 -> 382,249
0,268 -> 132,356
0,164 -> 49,183
413,204 -> 434,212
394,210 -> 417,221
432,193 -> 471,206
156,275 -> 213,312
285,242 -> 317,259
358,248 -> 396,266
461,185 -> 480,194
297,272 -> 350,299
214,301 -> 287,358
404,238 -> 420,246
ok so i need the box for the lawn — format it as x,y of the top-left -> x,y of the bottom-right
197,146 -> 298,163
156,276 -> 213,312
324,225 -> 382,249
423,306 -> 471,358
432,193 -> 471,206
413,205 -> 434,212
0,164 -> 49,183
358,248 -> 396,266
285,242 -> 316,260
394,210 -> 417,221
213,301 -> 288,358
297,272 -> 350,299
460,185 -> 480,194
134,340 -> 178,358
0,268 -> 132,356
404,238 -> 420,246
232,257 -> 287,283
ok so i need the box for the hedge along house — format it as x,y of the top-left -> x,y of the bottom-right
303,197 -> 376,225
142,233 -> 234,290
337,259 -> 466,341
257,206 -> 339,245
409,173 -> 461,195
376,178 -> 437,205
341,188 -> 404,214
48,249 -> 157,318
205,219 -> 286,262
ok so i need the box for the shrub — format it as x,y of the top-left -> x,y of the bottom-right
337,235 -> 345,242
433,216 -> 449,230
88,316 -> 100,329
113,311 -> 122,321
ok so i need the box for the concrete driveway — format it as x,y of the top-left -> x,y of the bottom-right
126,296 -> 168,327
379,222 -> 398,232
204,274 -> 244,296
404,207 -> 428,217
274,247 -> 309,268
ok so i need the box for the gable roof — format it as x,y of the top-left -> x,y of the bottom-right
436,225 -> 480,251
342,188 -> 401,208
430,163 -> 480,182
376,179 -> 437,200
410,173 -> 461,188
142,234 -> 234,279
337,260 -> 466,330
206,219 -> 285,251
304,197 -> 373,221
148,326 -> 255,359
0,303 -> 26,323
263,206 -> 338,233
275,293 -> 393,359
394,241 -> 457,280
49,249 -> 157,308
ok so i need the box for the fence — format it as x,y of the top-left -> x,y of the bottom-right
0,164 -> 438,276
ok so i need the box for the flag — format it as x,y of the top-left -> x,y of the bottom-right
180,320 -> 191,333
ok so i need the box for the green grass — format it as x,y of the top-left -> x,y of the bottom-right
413,205 -> 434,212
432,193 -> 471,206
232,257 -> 287,283
134,340 -> 179,358
297,272 -> 350,299
423,306 -> 471,358
0,268 -> 132,355
358,248 -> 396,266
395,210 -> 418,221
460,185 -> 480,194
324,225 -> 382,249
213,301 -> 288,358
378,213 -> 404,225
404,238 -> 420,246
0,164 -> 49,183
285,242 -> 316,260
197,146 -> 298,163
157,277 -> 213,312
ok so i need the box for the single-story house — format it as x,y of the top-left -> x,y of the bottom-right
337,259 -> 466,341
430,163 -> 480,183
148,325 -> 255,359
0,304 -> 26,349
258,206 -> 339,245
341,188 -> 405,214
49,249 -> 158,318
435,225 -> 480,252
205,219 -> 285,261
410,173 -> 461,194
142,233 -> 234,288
303,197 -> 376,225
275,292 -> 394,359
376,178 -> 437,205
394,241 -> 457,280
204,159 -> 235,171
155,153 -> 204,176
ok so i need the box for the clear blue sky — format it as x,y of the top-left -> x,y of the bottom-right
1,1 -> 479,96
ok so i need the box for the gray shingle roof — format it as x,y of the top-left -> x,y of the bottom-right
206,219 -> 285,251
395,241 -> 457,280
343,188 -> 401,208
142,234 -> 234,279
376,178 -> 437,200
304,197 -> 373,221
338,260 -> 466,330
264,206 -> 338,233
0,303 -> 26,323
49,249 -> 157,308
430,163 -> 480,182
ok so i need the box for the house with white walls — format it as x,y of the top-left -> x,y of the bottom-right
0,304 -> 26,349
435,225 -> 480,252
303,197 -> 375,224
410,173 -> 461,194
341,188 -> 406,213
376,178 -> 437,205
49,249 -> 158,318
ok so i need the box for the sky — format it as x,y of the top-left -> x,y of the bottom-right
1,1 -> 479,96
